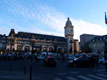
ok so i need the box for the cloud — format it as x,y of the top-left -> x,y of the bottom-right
71,19 -> 107,39
4,0 -> 66,32
36,4 -> 67,32
0,0 -> 106,40
1,0 -> 66,35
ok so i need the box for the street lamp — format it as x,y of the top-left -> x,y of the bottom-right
29,45 -> 33,80
46,45 -> 48,56
104,12 -> 107,72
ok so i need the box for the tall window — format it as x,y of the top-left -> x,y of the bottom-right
17,45 -> 22,51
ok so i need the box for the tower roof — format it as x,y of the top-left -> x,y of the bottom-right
65,17 -> 72,26
9,29 -> 15,36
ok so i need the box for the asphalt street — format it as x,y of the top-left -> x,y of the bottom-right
0,60 -> 107,80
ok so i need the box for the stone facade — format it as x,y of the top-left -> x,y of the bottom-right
74,39 -> 79,53
89,35 -> 107,56
7,29 -> 68,53
80,34 -> 97,51
64,18 -> 74,54
0,34 -> 7,53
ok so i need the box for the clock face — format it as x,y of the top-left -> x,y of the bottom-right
68,28 -> 73,33
65,28 -> 73,34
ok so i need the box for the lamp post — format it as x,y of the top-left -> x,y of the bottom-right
104,12 -> 107,72
29,44 -> 33,80
46,45 -> 48,56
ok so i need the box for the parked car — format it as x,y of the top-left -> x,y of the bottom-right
43,56 -> 56,66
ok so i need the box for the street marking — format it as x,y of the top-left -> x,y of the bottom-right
78,75 -> 93,80
54,78 -> 62,80
66,77 -> 77,80
88,75 -> 107,80
97,74 -> 107,78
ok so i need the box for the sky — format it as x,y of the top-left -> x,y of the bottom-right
0,0 -> 107,40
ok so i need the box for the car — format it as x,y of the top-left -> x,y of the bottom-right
37,55 -> 45,60
68,56 -> 93,67
41,52 -> 47,55
98,57 -> 105,64
74,53 -> 83,58
68,59 -> 74,67
43,57 -> 56,66
67,55 -> 76,60
37,55 -> 45,63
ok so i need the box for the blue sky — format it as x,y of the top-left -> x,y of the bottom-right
0,0 -> 107,40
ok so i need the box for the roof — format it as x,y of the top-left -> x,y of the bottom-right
65,18 -> 72,26
9,29 -> 15,36
90,35 -> 107,42
15,32 -> 67,42
0,34 -> 7,39
80,34 -> 98,37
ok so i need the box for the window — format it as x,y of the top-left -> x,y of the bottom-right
24,41 -> 30,44
17,45 -> 22,50
104,37 -> 105,40
17,40 -> 23,44
1,40 -> 6,43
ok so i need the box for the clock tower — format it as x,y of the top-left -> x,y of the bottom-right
64,17 -> 74,54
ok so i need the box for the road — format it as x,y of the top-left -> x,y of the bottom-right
0,60 -> 107,80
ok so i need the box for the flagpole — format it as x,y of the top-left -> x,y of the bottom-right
105,12 -> 107,24
104,12 -> 107,72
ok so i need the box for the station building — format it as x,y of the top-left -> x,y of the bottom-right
1,18 -> 79,54
0,34 -> 7,53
